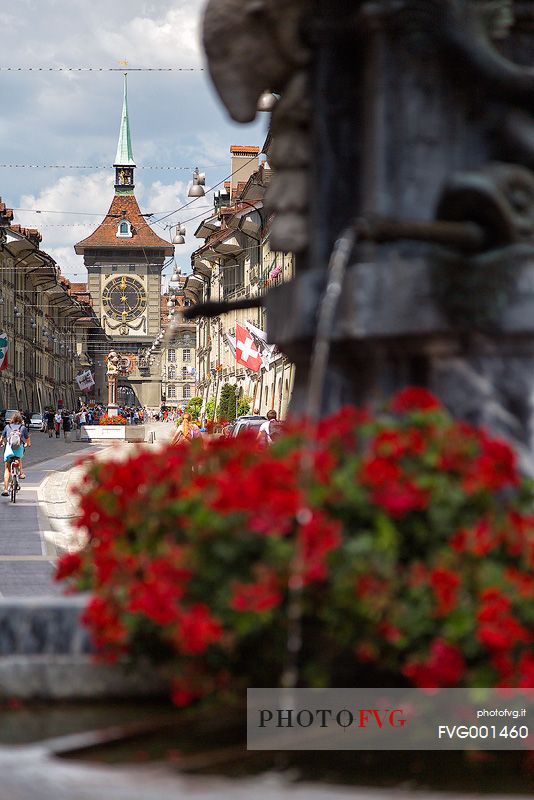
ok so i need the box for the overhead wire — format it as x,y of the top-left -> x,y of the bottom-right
0,67 -> 202,72
0,164 -> 224,170
6,154 -> 260,222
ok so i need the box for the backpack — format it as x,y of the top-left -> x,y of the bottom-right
268,419 -> 283,441
7,424 -> 22,449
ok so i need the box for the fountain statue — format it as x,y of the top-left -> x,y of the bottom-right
106,350 -> 120,416
202,0 -> 534,472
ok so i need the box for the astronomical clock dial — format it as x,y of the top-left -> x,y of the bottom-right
102,275 -> 147,322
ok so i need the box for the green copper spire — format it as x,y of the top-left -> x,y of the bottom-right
115,74 -> 135,166
114,74 -> 135,194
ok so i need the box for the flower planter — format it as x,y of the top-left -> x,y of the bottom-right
80,425 -> 146,443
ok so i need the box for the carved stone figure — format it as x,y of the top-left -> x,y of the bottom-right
203,0 -> 309,123
106,351 -> 120,377
203,0 -> 312,252
200,0 -> 534,464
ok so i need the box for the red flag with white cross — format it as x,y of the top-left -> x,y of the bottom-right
235,323 -> 262,372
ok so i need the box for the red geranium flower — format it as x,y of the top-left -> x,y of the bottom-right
403,639 -> 465,687
390,387 -> 442,413
463,437 -> 519,493
174,604 -> 223,655
360,457 -> 402,487
430,567 -> 460,615
230,571 -> 282,613
371,479 -> 430,518
298,510 -> 342,584
81,596 -> 128,654
54,552 -> 82,581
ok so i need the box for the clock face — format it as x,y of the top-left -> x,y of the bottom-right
102,275 -> 147,322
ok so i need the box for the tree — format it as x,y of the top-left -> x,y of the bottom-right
205,398 -> 216,420
184,396 -> 202,419
237,396 -> 251,417
217,384 -> 237,422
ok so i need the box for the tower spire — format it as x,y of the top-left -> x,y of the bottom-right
114,73 -> 135,194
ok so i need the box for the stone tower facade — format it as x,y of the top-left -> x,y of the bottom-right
74,77 -> 174,408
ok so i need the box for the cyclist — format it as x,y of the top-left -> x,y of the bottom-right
1,411 -> 30,496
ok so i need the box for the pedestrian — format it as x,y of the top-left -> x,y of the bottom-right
23,410 -> 31,428
172,412 -> 200,444
46,409 -> 54,438
257,410 -> 283,445
221,423 -> 233,439
54,410 -> 62,438
62,410 -> 72,441
1,411 -> 31,493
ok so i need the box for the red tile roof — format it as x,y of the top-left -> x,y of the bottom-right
70,282 -> 88,293
74,193 -> 174,254
232,181 -> 247,200
230,145 -> 260,154
0,198 -> 14,224
10,223 -> 42,244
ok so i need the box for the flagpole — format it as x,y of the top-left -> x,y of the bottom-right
252,373 -> 259,413
234,306 -> 238,418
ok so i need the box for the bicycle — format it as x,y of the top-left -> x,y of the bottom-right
8,458 -> 21,504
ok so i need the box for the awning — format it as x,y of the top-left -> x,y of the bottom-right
227,203 -> 263,237
194,216 -> 221,239
184,288 -> 202,304
1,228 -> 36,258
215,235 -> 243,256
193,258 -> 212,279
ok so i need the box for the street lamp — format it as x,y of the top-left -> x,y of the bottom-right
172,224 -> 186,245
188,167 -> 206,198
257,91 -> 278,112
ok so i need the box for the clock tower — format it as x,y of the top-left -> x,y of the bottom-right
74,76 -> 174,408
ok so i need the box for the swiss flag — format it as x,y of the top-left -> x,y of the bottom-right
235,323 -> 262,372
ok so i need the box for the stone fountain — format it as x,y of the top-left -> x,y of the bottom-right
203,0 -> 534,471
4,2 -> 534,796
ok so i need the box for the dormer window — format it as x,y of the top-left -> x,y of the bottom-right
117,220 -> 132,238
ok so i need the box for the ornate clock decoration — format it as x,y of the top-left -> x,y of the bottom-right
102,275 -> 147,329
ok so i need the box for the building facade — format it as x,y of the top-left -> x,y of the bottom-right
190,143 -> 295,421
74,78 -> 174,409
160,281 -> 198,410
0,199 -> 101,412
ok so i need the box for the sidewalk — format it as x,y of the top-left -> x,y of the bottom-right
0,424 -> 173,597
0,448 -> 103,597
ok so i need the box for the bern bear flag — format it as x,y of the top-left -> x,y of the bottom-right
0,333 -> 8,371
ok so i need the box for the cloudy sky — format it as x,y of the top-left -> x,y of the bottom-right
0,0 -> 265,283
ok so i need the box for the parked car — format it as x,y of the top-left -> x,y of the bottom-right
29,413 -> 45,431
0,410 -> 19,431
231,416 -> 267,438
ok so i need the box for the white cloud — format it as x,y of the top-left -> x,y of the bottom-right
0,0 -> 264,281
97,4 -> 204,68
18,172 -> 115,225
15,171 -> 215,279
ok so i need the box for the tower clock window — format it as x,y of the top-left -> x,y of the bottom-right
117,221 -> 132,238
